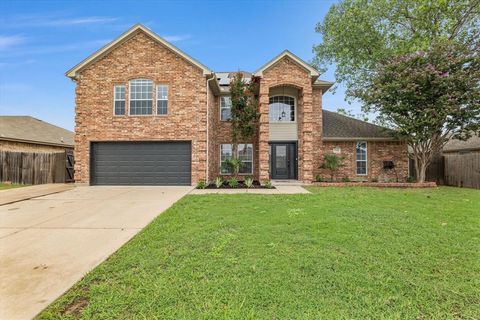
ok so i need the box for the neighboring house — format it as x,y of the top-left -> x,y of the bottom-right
0,116 -> 75,184
0,116 -> 74,153
443,135 -> 480,154
67,24 -> 408,186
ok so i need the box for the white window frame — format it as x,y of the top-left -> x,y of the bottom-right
156,84 -> 169,116
128,79 -> 153,116
220,96 -> 232,121
220,143 -> 253,175
356,141 -> 368,175
268,95 -> 296,123
113,85 -> 126,116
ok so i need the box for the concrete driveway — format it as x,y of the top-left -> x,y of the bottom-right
0,186 -> 192,320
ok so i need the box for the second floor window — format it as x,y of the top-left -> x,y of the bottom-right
157,85 -> 168,115
129,79 -> 153,115
269,96 -> 295,122
114,85 -> 125,115
220,96 -> 232,121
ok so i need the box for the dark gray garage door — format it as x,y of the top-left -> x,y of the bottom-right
90,141 -> 191,185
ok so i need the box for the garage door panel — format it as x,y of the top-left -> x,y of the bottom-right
91,142 -> 191,185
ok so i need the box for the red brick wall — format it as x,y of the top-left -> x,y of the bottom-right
207,93 -> 260,182
258,57 -> 316,182
0,140 -> 70,153
318,141 -> 409,182
73,29 -> 407,185
74,30 -> 208,184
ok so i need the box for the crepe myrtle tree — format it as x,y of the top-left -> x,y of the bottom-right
359,42 -> 480,182
223,72 -> 259,178
314,0 -> 480,98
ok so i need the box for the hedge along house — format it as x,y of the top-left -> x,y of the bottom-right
67,24 -> 408,186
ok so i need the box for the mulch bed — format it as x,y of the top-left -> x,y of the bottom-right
202,181 -> 275,189
313,182 -> 437,188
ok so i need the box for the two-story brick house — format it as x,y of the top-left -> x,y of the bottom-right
67,24 -> 408,185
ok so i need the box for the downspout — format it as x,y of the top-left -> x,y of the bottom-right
206,73 -> 216,183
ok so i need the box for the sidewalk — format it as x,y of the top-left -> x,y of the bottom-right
0,184 -> 74,206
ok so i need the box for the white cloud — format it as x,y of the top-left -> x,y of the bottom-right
0,39 -> 111,57
0,35 -> 26,51
40,16 -> 118,27
0,59 -> 36,68
3,15 -> 118,28
0,82 -> 32,92
162,34 -> 192,42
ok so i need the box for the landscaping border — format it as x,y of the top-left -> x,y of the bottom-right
312,182 -> 437,188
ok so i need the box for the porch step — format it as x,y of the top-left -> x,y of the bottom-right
271,180 -> 306,186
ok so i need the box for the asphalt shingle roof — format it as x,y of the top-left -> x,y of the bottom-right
443,135 -> 480,152
0,116 -> 74,147
322,110 -> 394,139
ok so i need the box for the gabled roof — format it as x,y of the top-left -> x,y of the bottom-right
253,50 -> 320,77
66,24 -> 212,79
322,110 -> 396,140
443,135 -> 480,152
313,79 -> 334,92
0,116 -> 74,147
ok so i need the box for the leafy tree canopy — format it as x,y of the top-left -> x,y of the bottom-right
314,0 -> 480,99
360,42 -> 480,181
229,72 -> 259,144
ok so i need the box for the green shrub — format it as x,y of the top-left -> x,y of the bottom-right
228,177 -> 238,188
371,177 -> 379,182
196,180 -> 207,189
214,176 -> 224,188
222,159 -> 243,178
342,176 -> 351,182
406,176 -> 415,183
244,176 -> 254,188
262,179 -> 273,189
315,175 -> 324,182
319,154 -> 345,181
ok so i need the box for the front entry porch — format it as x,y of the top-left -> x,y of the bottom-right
269,141 -> 297,180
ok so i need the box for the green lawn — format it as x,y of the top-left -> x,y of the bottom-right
0,183 -> 26,190
38,187 -> 479,319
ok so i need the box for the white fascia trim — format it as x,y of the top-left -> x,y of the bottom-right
66,24 -> 212,79
253,50 -> 320,77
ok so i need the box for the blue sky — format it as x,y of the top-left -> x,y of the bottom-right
0,0 -> 361,131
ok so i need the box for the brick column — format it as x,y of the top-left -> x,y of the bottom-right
300,86 -> 314,182
258,80 -> 270,181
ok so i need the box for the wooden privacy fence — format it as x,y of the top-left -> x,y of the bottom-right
410,151 -> 480,189
443,152 -> 480,189
0,150 -> 73,185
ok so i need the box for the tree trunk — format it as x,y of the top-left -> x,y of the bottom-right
415,158 -> 427,183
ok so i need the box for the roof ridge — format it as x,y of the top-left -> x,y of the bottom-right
322,109 -> 391,131
66,23 -> 212,79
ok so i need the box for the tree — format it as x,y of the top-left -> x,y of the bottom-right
314,0 -> 480,99
225,72 -> 259,178
359,42 -> 480,182
320,154 -> 345,182
337,107 -> 369,122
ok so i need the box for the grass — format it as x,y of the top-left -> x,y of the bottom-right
0,183 -> 27,190
38,187 -> 479,319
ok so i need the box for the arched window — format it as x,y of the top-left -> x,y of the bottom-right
129,79 -> 153,115
269,96 -> 295,122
